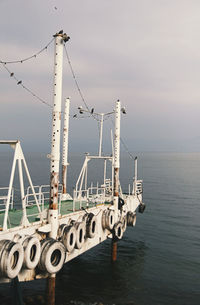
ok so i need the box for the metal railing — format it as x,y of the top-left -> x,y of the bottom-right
0,187 -> 14,212
25,184 -> 63,219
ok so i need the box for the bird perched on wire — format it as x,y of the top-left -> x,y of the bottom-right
17,80 -> 22,85
78,106 -> 83,114
73,114 -> 77,118
91,108 -> 94,114
10,72 -> 14,77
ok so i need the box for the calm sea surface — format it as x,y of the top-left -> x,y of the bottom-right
0,151 -> 199,305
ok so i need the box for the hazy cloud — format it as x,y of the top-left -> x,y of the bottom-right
0,0 -> 200,152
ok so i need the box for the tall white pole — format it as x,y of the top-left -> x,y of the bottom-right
62,98 -> 70,200
113,100 -> 121,213
99,114 -> 104,157
49,32 -> 69,239
133,156 -> 138,195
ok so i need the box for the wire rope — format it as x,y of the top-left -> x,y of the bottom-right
1,63 -> 52,108
0,38 -> 54,64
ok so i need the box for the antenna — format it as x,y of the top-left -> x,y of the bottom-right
78,107 -> 115,156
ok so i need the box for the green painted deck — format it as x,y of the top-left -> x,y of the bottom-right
0,200 -> 108,229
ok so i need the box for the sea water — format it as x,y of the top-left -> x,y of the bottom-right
0,152 -> 199,305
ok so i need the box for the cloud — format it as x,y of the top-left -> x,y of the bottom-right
0,0 -> 200,152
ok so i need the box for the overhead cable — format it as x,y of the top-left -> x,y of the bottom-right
110,118 -> 135,160
1,63 -> 52,108
0,38 -> 54,65
64,44 -> 100,122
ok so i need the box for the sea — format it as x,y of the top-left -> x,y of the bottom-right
0,151 -> 199,305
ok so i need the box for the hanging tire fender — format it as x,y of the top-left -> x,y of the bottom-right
0,240 -> 24,279
23,236 -> 41,269
38,238 -> 66,274
121,215 -> 127,232
62,224 -> 76,252
113,222 -> 123,241
75,222 -> 85,249
86,213 -> 97,238
127,212 -> 136,226
102,209 -> 115,231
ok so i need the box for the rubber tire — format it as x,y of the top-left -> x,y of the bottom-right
23,236 -> 41,269
62,225 -> 76,252
127,212 -> 136,226
38,238 -> 66,274
86,213 -> 97,238
0,240 -> 24,279
113,222 -> 123,240
75,222 -> 85,249
102,209 -> 114,230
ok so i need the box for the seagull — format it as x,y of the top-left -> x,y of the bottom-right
121,107 -> 126,114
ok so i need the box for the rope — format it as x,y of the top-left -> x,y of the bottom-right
0,38 -> 54,64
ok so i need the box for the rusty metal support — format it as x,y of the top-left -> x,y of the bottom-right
111,240 -> 117,262
46,275 -> 56,305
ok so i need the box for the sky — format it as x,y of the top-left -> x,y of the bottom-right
0,0 -> 200,153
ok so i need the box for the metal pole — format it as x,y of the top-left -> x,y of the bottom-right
103,159 -> 107,186
47,31 -> 69,305
113,100 -> 121,213
46,275 -> 56,305
133,156 -> 137,195
111,240 -> 117,262
111,100 -> 121,261
99,114 -> 104,157
3,146 -> 17,230
18,158 -> 29,227
49,32 -> 65,238
62,98 -> 70,200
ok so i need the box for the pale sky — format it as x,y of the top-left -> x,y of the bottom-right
0,0 -> 200,152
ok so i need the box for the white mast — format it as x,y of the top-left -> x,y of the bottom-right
49,32 -> 69,238
113,100 -> 121,214
62,98 -> 70,200
99,114 -> 104,157
133,156 -> 138,195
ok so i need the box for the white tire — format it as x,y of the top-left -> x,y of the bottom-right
0,240 -> 24,279
102,209 -> 115,230
23,236 -> 41,269
127,212 -> 136,226
75,222 -> 85,249
86,213 -> 97,238
39,238 -> 66,274
122,216 -> 127,232
113,222 -> 123,240
62,225 -> 76,252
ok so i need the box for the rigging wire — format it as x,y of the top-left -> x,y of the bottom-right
64,44 -> 100,122
110,117 -> 135,160
0,38 -> 54,65
1,63 -> 52,108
